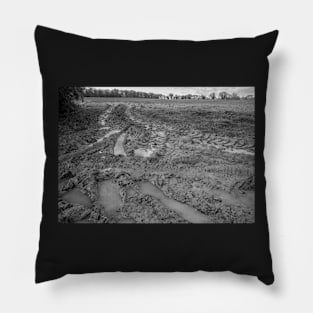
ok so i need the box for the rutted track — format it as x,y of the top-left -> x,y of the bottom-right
58,98 -> 255,223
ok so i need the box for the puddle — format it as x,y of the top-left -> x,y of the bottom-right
96,136 -> 106,143
140,181 -> 212,223
134,148 -> 156,158
97,180 -> 123,215
104,129 -> 121,138
114,133 -> 127,156
141,181 -> 165,199
62,188 -> 92,207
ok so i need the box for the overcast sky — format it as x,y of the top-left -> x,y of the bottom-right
92,87 -> 254,96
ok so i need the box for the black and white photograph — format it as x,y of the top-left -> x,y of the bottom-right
59,87 -> 255,223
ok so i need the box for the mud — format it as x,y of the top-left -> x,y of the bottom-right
58,98 -> 255,223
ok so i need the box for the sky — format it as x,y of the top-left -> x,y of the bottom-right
93,87 -> 254,97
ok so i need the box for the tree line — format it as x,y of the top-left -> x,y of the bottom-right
84,88 -> 163,99
83,88 -> 253,100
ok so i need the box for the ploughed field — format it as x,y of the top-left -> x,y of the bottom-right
58,97 -> 255,223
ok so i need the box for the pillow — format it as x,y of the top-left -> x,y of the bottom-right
35,25 -> 278,285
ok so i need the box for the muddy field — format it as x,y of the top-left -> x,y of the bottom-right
58,97 -> 255,223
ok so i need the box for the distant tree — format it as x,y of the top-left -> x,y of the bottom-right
210,92 -> 216,100
231,92 -> 240,100
218,91 -> 231,100
219,91 -> 227,99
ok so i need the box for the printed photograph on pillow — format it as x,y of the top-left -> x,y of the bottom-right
58,86 -> 255,224
34,25 -> 278,285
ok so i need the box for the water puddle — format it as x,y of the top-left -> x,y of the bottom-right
97,180 -> 123,215
96,137 -> 105,143
140,181 -> 212,223
134,148 -> 156,158
114,133 -> 127,156
61,188 -> 92,208
104,129 -> 121,138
